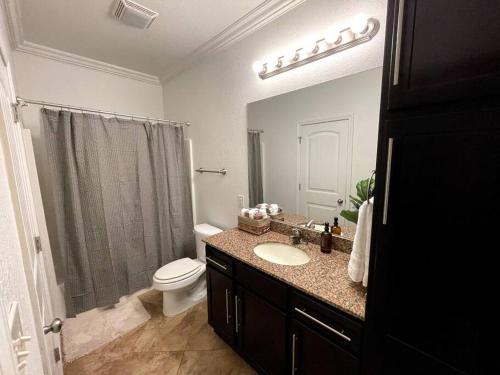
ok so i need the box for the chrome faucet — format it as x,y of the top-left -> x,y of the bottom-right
290,228 -> 307,245
305,219 -> 315,229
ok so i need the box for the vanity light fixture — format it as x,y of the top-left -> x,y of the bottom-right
252,15 -> 379,80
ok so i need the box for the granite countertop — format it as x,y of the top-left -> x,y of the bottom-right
204,228 -> 367,320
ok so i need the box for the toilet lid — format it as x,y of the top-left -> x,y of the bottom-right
154,258 -> 202,281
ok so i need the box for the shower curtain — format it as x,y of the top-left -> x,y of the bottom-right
247,131 -> 263,207
42,109 -> 195,316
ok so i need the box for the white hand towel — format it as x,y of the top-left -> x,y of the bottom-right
348,198 -> 374,287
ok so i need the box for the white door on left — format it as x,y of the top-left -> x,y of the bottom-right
0,85 -> 63,375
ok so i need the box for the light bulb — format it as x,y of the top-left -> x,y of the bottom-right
303,36 -> 319,54
275,56 -> 284,69
286,49 -> 300,63
351,14 -> 369,34
252,60 -> 264,74
324,27 -> 341,45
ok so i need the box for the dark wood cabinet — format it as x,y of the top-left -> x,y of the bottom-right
237,286 -> 287,374
206,265 -> 234,344
387,0 -> 500,109
206,245 -> 362,375
291,319 -> 359,375
365,1 -> 500,374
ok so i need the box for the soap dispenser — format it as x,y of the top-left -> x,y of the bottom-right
320,222 -> 332,253
331,217 -> 342,236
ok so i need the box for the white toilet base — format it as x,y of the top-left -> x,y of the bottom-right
162,277 -> 207,317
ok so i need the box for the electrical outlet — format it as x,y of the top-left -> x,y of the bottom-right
237,194 -> 245,208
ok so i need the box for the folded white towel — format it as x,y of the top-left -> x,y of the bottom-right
348,197 -> 374,287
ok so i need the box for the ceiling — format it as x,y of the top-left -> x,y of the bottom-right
11,0 -> 303,80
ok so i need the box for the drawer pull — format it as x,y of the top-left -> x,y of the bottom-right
291,333 -> 298,374
294,307 -> 351,342
235,295 -> 240,333
383,138 -> 394,225
207,256 -> 227,271
393,0 -> 405,85
225,289 -> 230,324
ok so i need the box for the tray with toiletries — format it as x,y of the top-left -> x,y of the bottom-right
238,204 -> 281,235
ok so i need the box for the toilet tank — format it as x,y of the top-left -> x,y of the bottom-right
194,223 -> 222,263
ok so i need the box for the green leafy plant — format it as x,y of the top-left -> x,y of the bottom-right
340,177 -> 375,224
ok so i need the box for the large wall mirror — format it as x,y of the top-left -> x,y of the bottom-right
247,67 -> 382,235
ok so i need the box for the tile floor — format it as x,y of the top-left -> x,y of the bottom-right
63,290 -> 256,375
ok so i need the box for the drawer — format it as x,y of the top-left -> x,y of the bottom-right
291,291 -> 362,355
236,261 -> 287,311
206,246 -> 234,277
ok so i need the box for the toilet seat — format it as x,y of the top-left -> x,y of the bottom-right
153,258 -> 205,291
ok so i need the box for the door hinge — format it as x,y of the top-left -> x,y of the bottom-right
53,347 -> 61,363
11,103 -> 20,123
299,183 -> 301,191
298,136 -> 302,144
34,236 -> 42,253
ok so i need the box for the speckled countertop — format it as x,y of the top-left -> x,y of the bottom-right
204,228 -> 367,320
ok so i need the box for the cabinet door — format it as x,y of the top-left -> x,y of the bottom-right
206,266 -> 234,344
387,0 -> 500,109
369,109 -> 500,374
291,319 -> 359,375
236,286 -> 287,374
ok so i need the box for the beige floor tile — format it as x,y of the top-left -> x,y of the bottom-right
177,348 -> 257,375
185,301 -> 226,351
66,351 -> 183,375
64,290 -> 253,374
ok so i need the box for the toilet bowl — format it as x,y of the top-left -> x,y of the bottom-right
153,223 -> 222,316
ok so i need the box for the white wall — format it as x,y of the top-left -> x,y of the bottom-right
248,67 -> 382,215
11,51 -> 165,319
163,0 -> 387,229
0,2 -> 45,374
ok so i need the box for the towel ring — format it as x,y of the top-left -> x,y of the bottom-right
366,170 -> 376,203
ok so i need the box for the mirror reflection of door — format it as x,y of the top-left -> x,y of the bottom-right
298,117 -> 351,224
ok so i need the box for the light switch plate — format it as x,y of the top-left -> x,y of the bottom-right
237,194 -> 245,208
0,47 -> 6,67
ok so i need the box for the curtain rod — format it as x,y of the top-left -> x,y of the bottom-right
15,97 -> 191,127
248,128 -> 264,133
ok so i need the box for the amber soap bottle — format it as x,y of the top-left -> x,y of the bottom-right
320,222 -> 332,253
331,217 -> 342,236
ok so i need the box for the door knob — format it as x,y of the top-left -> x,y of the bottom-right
43,318 -> 63,335
337,199 -> 344,205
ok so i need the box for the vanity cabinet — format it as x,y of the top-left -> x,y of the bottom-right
387,0 -> 500,110
206,247 -> 235,344
206,245 -> 362,375
206,266 -> 235,344
236,286 -> 287,374
291,319 -> 359,375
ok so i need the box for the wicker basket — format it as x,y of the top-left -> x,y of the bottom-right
238,216 -> 271,235
270,212 -> 285,221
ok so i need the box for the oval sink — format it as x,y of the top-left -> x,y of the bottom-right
253,243 -> 310,266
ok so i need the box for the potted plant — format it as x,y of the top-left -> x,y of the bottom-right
340,177 -> 375,224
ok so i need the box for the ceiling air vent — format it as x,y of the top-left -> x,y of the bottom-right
113,0 -> 158,29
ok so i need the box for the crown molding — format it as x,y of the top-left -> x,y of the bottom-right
16,42 -> 161,85
2,0 -> 24,48
3,0 -> 304,86
2,0 -> 160,85
160,0 -> 306,83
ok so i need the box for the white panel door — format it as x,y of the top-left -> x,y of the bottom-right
299,118 -> 350,223
22,130 -> 63,375
0,86 -> 62,374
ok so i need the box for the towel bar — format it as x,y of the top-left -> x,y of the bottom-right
367,170 -> 376,203
195,168 -> 227,175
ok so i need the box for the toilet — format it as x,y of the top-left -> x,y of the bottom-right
153,223 -> 222,316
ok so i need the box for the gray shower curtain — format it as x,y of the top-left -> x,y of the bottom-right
42,109 -> 195,316
247,131 -> 263,207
